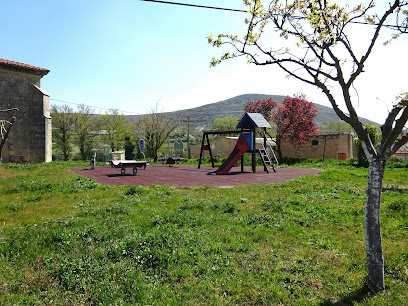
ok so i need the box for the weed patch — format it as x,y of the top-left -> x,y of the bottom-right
68,176 -> 99,192
6,202 -> 26,212
386,200 -> 407,213
210,201 -> 238,214
122,185 -> 149,196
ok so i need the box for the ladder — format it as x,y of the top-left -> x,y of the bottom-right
258,143 -> 276,173
257,130 -> 278,173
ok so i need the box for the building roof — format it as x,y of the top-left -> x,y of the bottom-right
396,143 -> 408,154
0,58 -> 49,76
236,112 -> 271,129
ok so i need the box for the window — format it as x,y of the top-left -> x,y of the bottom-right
312,140 -> 319,146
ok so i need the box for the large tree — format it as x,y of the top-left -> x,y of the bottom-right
0,108 -> 18,163
136,103 -> 179,162
244,97 -> 277,121
272,95 -> 320,160
243,95 -> 319,160
209,0 -> 408,292
73,104 -> 99,161
101,109 -> 127,152
51,105 -> 75,161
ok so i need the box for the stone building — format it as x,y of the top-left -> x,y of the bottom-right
393,143 -> 408,161
280,133 -> 356,160
0,58 -> 51,163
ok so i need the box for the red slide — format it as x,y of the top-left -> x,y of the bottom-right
210,132 -> 252,175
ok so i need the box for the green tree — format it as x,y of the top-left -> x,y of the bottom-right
73,104 -> 99,161
101,109 -> 126,152
211,117 -> 239,132
209,0 -> 408,292
320,120 -> 355,135
123,122 -> 136,160
51,105 -> 75,161
136,103 -> 179,162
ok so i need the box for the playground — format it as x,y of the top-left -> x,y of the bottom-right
69,165 -> 320,187
70,112 -> 321,186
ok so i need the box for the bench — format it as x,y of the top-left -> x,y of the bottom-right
110,160 -> 147,175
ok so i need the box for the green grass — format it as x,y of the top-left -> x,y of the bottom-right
0,160 -> 407,304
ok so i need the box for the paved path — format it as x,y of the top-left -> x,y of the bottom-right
69,165 -> 321,187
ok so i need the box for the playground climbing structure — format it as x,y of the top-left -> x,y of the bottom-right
198,113 -> 278,175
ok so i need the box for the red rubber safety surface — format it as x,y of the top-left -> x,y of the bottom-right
69,165 -> 321,187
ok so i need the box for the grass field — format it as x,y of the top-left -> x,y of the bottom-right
0,160 -> 407,304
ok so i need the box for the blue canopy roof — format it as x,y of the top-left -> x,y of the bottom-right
236,113 -> 271,129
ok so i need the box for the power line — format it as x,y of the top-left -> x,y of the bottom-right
50,98 -> 144,115
138,0 -> 247,13
140,0 -> 404,29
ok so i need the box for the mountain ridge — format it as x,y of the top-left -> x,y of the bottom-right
127,94 -> 378,131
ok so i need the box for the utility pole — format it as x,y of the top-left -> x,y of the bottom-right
187,115 -> 190,159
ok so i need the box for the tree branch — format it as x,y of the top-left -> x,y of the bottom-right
390,132 -> 408,155
348,0 -> 400,87
381,99 -> 408,153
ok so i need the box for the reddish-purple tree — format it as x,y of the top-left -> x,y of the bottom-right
243,97 -> 277,121
272,95 -> 320,161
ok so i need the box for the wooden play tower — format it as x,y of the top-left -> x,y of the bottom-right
198,113 -> 278,174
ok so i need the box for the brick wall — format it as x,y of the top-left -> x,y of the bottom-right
0,67 -> 51,163
280,133 -> 356,160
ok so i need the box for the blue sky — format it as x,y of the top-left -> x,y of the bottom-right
1,0 -> 407,124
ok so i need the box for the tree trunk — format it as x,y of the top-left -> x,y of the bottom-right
275,135 -> 283,162
63,147 -> 69,161
365,158 -> 386,292
80,144 -> 86,161
61,133 -> 69,161
153,150 -> 158,162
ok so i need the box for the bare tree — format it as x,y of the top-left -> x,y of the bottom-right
51,105 -> 76,161
209,0 -> 408,292
0,108 -> 19,163
136,103 -> 179,162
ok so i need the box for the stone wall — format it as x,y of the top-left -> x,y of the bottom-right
0,67 -> 51,163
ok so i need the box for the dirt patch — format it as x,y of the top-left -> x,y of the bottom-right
0,166 -> 12,179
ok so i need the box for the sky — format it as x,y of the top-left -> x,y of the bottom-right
1,0 -> 407,124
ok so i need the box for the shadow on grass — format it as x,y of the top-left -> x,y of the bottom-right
319,284 -> 373,305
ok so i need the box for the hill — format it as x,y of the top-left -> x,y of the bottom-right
127,94 -> 378,131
